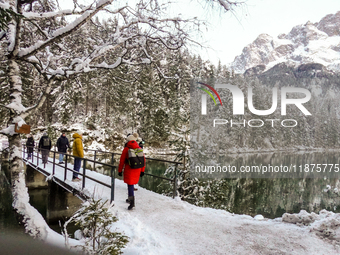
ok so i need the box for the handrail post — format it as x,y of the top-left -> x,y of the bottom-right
111,152 -> 114,166
111,166 -> 115,203
173,164 -> 178,199
93,151 -> 96,171
82,159 -> 86,189
52,150 -> 56,175
37,148 -> 39,166
64,154 -> 68,181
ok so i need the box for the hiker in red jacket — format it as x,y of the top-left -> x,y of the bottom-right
118,133 -> 145,210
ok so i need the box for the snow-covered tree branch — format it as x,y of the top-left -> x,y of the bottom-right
0,0 -> 243,237
17,0 -> 113,58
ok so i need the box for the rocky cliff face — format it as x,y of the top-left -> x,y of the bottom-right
231,11 -> 340,73
245,62 -> 340,83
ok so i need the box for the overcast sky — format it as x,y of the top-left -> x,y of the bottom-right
176,0 -> 340,65
61,0 -> 340,66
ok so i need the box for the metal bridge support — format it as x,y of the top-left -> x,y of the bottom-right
46,181 -> 83,224
25,165 -> 82,224
26,165 -> 48,189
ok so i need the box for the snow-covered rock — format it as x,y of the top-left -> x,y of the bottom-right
311,210 -> 340,242
254,214 -> 264,221
282,209 -> 340,243
282,210 -> 319,226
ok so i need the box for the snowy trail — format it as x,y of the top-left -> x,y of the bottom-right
24,158 -> 340,255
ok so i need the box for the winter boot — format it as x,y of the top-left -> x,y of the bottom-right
126,197 -> 130,203
127,196 -> 135,210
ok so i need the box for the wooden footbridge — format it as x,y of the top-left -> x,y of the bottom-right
19,146 -> 181,203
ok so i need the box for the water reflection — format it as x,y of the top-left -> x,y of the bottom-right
28,188 -> 80,237
26,168 -> 83,237
209,177 -> 340,218
192,151 -> 340,218
0,163 -> 25,235
192,151 -> 340,178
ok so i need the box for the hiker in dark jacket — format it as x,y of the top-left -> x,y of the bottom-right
56,133 -> 70,164
26,134 -> 35,159
118,133 -> 145,210
38,132 -> 51,164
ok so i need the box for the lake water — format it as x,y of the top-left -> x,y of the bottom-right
0,163 -> 26,235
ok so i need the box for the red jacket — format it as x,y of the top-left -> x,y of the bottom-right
118,140 -> 145,185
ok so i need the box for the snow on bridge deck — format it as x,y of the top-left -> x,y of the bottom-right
23,157 -> 340,255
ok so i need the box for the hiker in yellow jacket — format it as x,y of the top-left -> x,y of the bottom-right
72,132 -> 84,181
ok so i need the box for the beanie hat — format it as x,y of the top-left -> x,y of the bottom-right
127,133 -> 139,142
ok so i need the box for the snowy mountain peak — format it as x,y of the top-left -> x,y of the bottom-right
231,11 -> 340,73
317,11 -> 340,36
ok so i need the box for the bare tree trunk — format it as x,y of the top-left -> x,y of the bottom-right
8,133 -> 23,186
7,58 -> 25,187
7,58 -> 50,239
86,84 -> 89,115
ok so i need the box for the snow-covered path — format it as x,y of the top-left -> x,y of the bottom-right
115,184 -> 340,255
23,160 -> 340,255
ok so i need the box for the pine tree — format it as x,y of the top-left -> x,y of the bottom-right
63,198 -> 128,255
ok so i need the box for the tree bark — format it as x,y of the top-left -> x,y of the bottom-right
8,58 -> 25,187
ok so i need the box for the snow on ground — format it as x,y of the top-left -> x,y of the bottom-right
19,154 -> 340,254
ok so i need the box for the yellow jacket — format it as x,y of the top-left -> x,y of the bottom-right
72,133 -> 84,158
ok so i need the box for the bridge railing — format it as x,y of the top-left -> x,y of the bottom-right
22,145 -> 182,201
22,145 -> 117,202
85,148 -> 182,198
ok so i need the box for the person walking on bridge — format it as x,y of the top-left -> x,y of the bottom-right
72,132 -> 84,181
118,133 -> 145,210
26,134 -> 34,160
57,133 -> 70,164
38,132 -> 51,164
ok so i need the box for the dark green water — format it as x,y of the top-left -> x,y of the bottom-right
191,151 -> 340,218
0,163 -> 26,236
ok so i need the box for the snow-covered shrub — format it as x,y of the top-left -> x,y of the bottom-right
166,126 -> 230,209
63,198 -> 128,255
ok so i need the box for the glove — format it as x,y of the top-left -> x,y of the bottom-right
118,172 -> 122,177
140,172 -> 144,177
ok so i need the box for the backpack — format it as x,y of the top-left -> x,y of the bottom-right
43,137 -> 50,147
127,148 -> 145,169
27,138 -> 34,146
